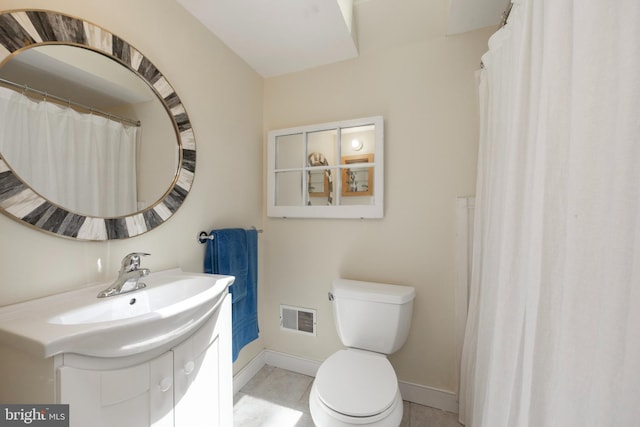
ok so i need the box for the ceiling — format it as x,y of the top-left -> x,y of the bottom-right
0,0 -> 509,109
0,46 -> 154,109
176,0 -> 509,78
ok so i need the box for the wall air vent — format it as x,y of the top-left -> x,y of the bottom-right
280,305 -> 317,336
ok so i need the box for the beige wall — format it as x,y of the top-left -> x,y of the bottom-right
262,28 -> 494,391
0,0 -> 494,396
0,0 -> 266,363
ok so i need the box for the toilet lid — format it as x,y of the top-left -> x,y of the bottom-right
315,349 -> 398,417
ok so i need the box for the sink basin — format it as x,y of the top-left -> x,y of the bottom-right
49,274 -> 223,325
0,268 -> 234,358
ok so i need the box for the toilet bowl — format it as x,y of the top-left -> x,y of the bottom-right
310,279 -> 415,427
309,349 -> 403,426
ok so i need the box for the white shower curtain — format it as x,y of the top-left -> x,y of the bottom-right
0,87 -> 138,218
460,1 -> 640,426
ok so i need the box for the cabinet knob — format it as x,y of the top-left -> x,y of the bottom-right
184,361 -> 195,376
158,377 -> 172,392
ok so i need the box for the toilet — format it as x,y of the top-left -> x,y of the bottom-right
309,278 -> 416,427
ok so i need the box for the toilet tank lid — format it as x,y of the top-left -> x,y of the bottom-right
332,279 -> 415,304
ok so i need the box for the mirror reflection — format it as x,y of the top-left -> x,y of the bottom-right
0,45 -> 178,217
342,154 -> 373,197
275,171 -> 303,206
308,170 -> 329,197
340,125 -> 375,203
269,117 -> 382,218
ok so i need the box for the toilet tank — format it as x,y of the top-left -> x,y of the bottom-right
331,279 -> 415,354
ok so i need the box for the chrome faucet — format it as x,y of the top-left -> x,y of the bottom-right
97,252 -> 151,298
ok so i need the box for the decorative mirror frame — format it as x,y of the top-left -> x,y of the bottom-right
0,9 -> 195,241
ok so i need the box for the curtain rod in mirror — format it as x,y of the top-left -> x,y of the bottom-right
0,77 -> 141,127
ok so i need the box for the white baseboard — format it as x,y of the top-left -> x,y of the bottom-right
233,350 -> 459,414
398,380 -> 458,413
233,350 -> 267,394
263,349 -> 322,377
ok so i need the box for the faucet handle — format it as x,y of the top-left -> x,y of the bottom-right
121,252 -> 150,271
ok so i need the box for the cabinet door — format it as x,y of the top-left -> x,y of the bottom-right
174,294 -> 232,426
58,351 -> 174,427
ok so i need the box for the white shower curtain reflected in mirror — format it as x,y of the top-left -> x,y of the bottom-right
0,86 -> 138,218
459,1 -> 640,426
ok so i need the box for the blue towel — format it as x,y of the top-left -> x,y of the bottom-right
205,228 -> 248,303
204,228 -> 259,362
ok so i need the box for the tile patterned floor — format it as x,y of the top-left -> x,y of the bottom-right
233,365 -> 462,427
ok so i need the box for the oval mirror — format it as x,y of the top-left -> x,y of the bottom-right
0,45 -> 178,218
0,10 -> 196,241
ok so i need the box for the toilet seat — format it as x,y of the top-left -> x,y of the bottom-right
315,349 -> 398,417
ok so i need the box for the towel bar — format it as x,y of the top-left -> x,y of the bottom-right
198,228 -> 263,244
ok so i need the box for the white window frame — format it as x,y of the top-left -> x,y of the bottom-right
267,116 -> 384,219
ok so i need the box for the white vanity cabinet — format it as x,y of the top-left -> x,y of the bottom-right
173,294 -> 233,427
58,352 -> 175,426
57,292 -> 232,427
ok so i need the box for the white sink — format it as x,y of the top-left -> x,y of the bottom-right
0,268 -> 234,358
48,274 -> 223,325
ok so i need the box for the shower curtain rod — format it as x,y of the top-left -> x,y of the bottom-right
0,77 -> 141,127
480,2 -> 515,69
500,2 -> 514,28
